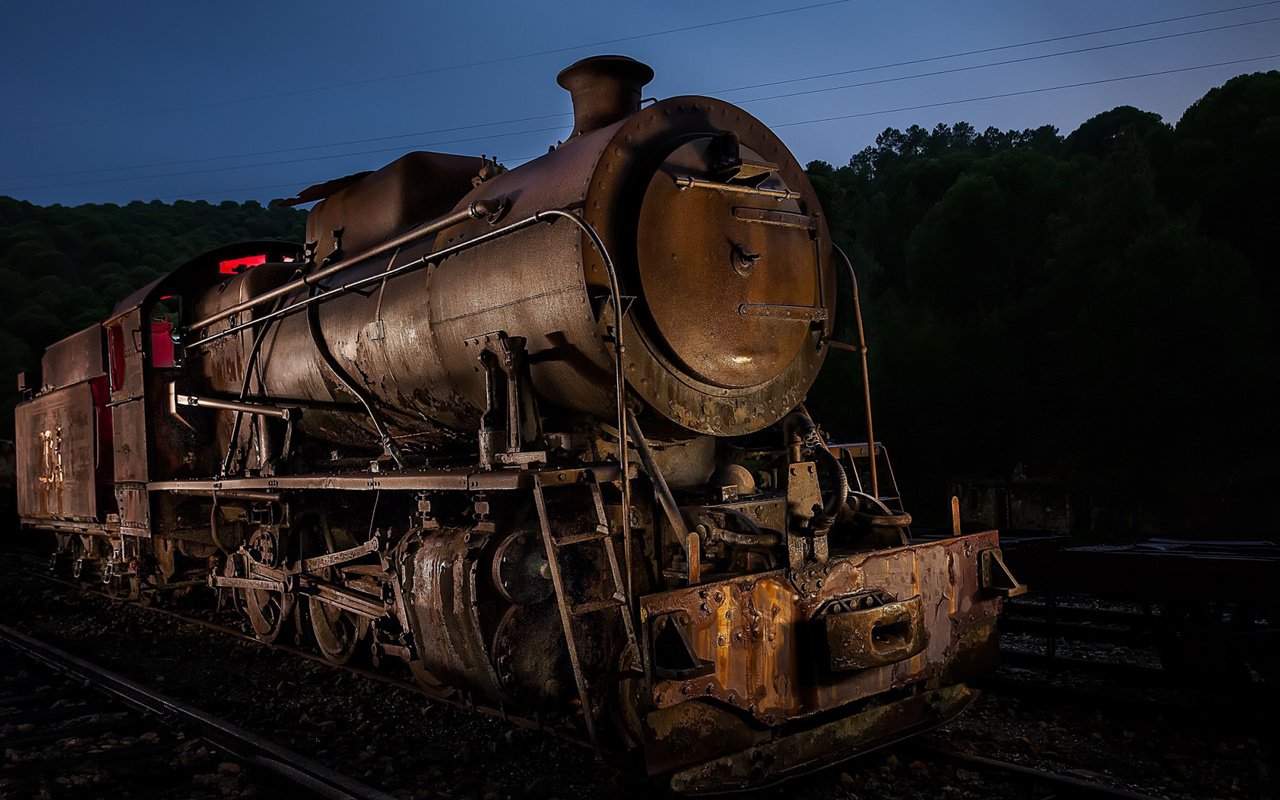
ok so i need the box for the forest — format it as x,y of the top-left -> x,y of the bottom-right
0,71 -> 1275,535
807,70 -> 1278,534
0,198 -> 305,419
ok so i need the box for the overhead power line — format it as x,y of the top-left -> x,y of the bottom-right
0,0 -> 854,135
155,52 -> 1280,203
0,110 -> 575,182
709,0 -> 1280,95
4,124 -> 571,192
5,13 -> 1277,194
4,0 -> 1275,185
770,52 -> 1280,130
738,14 -> 1280,105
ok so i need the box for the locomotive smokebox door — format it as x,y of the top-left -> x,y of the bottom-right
636,139 -> 822,391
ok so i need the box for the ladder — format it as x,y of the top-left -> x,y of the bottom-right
532,476 -> 641,753
843,442 -> 907,516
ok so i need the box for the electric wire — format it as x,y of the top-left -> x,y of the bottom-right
736,14 -> 1280,106
2,0 -> 1276,185
708,0 -> 1280,95
768,52 -> 1280,130
0,0 -> 855,135
6,13 -> 1277,194
147,52 -> 1280,202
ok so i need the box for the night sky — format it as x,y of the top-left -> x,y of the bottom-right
2,0 -> 1277,207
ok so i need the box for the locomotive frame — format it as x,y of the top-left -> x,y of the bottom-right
14,56 -> 1018,792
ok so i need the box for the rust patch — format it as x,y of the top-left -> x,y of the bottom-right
642,531 -> 1002,723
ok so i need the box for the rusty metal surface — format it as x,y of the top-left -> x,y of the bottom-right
114,484 -> 151,537
823,593 -> 927,671
640,531 -> 1003,724
304,151 -> 485,263
557,55 -> 653,138
106,307 -> 149,484
636,139 -> 819,390
191,62 -> 833,446
15,379 -> 108,523
40,325 -> 106,391
584,95 -> 835,436
666,683 -> 975,794
190,127 -> 618,451
146,464 -> 625,494
397,527 -> 505,700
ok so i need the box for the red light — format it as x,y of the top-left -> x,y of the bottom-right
219,254 -> 267,274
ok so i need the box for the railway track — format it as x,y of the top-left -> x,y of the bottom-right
22,566 -> 587,746
0,623 -> 396,800
906,744 -> 1166,800
3,551 -> 1263,800
1001,594 -> 1277,689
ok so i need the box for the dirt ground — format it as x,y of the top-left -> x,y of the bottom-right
0,550 -> 1273,800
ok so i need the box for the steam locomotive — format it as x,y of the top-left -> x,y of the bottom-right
14,56 -> 1017,792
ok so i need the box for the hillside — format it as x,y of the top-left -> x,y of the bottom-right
2,71 -> 1276,534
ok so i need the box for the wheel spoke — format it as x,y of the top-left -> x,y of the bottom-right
225,527 -> 295,643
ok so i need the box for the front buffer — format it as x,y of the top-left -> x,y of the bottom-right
639,532 -> 1004,793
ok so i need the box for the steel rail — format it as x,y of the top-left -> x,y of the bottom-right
973,671 -> 1228,724
0,623 -> 398,800
907,743 -> 1167,800
22,565 -> 592,746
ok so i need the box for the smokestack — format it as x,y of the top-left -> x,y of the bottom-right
557,55 -> 654,138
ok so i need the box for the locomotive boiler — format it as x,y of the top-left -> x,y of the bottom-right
14,55 -> 1019,791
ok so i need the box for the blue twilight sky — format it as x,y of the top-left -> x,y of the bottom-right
1,0 -> 1277,207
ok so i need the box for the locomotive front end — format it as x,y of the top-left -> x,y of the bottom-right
639,532 -> 1006,792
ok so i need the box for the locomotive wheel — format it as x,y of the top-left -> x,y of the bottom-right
243,581 -> 293,642
238,528 -> 295,643
307,568 -> 370,665
407,658 -> 452,696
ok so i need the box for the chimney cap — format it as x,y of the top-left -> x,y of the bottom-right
556,54 -> 654,91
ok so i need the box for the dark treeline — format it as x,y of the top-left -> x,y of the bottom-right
808,70 -> 1280,535
0,198 -> 306,424
0,72 -> 1275,535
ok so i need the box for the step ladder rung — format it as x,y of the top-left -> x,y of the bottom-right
571,596 -> 625,617
532,461 -> 644,755
555,528 -> 610,547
